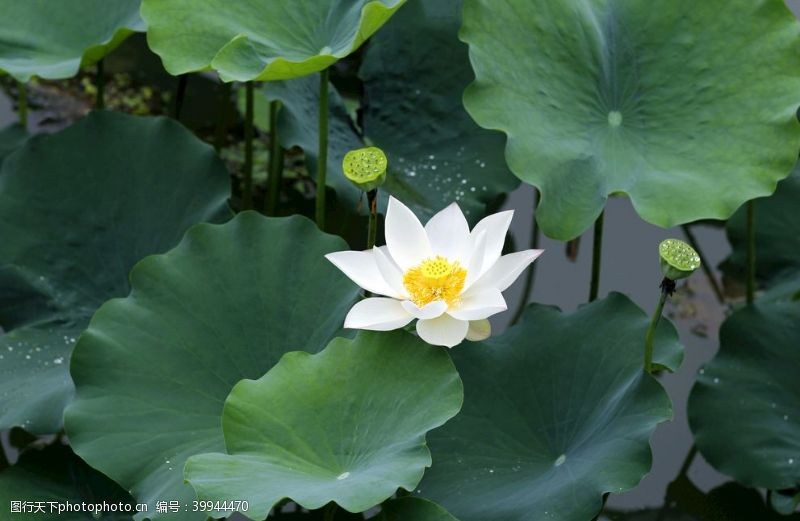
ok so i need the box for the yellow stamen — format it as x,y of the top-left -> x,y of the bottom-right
403,256 -> 467,307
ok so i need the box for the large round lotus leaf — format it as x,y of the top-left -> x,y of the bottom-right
360,0 -> 518,222
688,300 -> 800,491
771,489 -> 800,516
417,292 -> 680,521
0,111 -> 231,434
601,482 -> 800,520
64,213 -> 361,521
0,124 -> 26,164
722,161 -> 800,287
377,497 -> 459,521
257,0 -> 517,225
0,444 -> 135,521
269,510 -> 363,520
760,272 -> 800,304
459,0 -> 800,240
185,331 -> 463,518
141,0 -> 405,82
0,0 -> 144,82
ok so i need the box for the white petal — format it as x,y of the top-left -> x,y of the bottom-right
344,298 -> 413,331
463,230 -> 487,290
385,197 -> 432,270
373,246 -> 407,298
466,319 -> 491,342
401,300 -> 448,319
325,250 -> 397,297
469,210 -> 514,269
416,314 -> 469,348
448,287 -> 507,320
424,202 -> 470,260
472,249 -> 545,292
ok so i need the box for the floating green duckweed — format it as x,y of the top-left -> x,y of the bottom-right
659,238 -> 701,280
342,147 -> 387,191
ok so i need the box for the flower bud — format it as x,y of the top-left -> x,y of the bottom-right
658,238 -> 701,281
342,147 -> 387,192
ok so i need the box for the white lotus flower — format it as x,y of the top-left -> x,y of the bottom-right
326,197 -> 544,348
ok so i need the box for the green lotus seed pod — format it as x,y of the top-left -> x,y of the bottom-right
342,147 -> 387,192
659,238 -> 701,281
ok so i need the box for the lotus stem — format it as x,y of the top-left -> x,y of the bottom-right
316,68 -> 330,230
511,188 -> 540,324
680,224 -> 724,304
266,99 -> 283,216
644,279 -> 672,373
17,80 -> 27,128
654,445 -> 698,521
367,189 -> 379,249
0,442 -> 8,470
565,237 -> 580,261
589,210 -> 604,302
746,200 -> 756,305
213,82 -> 232,152
96,59 -> 105,109
323,503 -> 337,521
174,74 -> 188,121
242,81 -> 254,211
678,445 -> 697,477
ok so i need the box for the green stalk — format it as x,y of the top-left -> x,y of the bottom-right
367,189 -> 379,249
316,68 -> 330,230
644,289 -> 668,373
96,59 -> 105,109
323,503 -> 337,521
173,74 -> 188,121
589,210 -> 604,302
0,441 -> 9,470
17,80 -> 28,128
681,224 -> 724,304
678,445 -> 698,477
655,445 -> 698,521
213,82 -> 232,152
242,82 -> 254,211
266,99 -> 283,215
511,188 -> 540,324
746,200 -> 756,305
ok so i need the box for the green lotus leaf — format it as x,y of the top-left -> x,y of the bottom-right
770,489 -> 800,516
760,272 -> 800,304
601,508 -> 692,521
257,0 -> 518,224
377,497 -> 459,521
0,111 -> 231,434
688,300 -> 800,491
185,330 -> 463,518
268,509 -> 363,520
417,293 -> 680,521
0,124 -> 26,164
140,0 -> 405,82
602,481 -> 800,520
459,0 -> 800,240
0,444 -> 136,521
722,162 -> 800,288
0,0 -> 144,82
65,213 -> 361,521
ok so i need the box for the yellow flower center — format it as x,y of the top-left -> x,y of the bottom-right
403,256 -> 467,307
